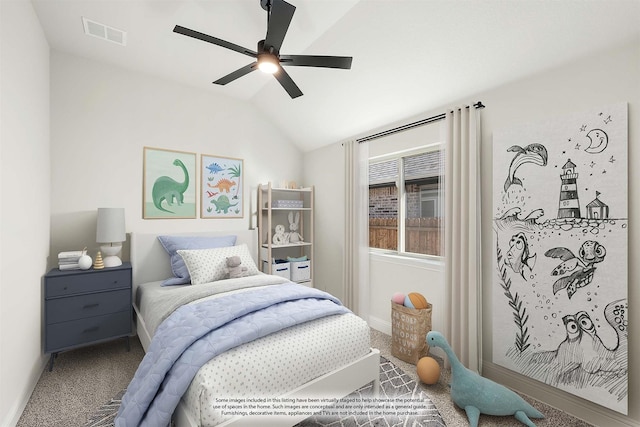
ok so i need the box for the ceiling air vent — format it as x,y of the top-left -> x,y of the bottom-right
82,17 -> 127,46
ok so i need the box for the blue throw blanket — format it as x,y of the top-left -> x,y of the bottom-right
115,283 -> 349,427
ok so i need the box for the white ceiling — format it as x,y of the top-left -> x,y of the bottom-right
31,0 -> 640,152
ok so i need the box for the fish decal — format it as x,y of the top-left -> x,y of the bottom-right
504,143 -> 548,192
505,232 -> 537,280
545,240 -> 606,299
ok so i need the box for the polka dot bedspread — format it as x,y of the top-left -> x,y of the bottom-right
136,280 -> 371,426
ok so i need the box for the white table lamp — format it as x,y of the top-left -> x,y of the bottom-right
96,207 -> 126,268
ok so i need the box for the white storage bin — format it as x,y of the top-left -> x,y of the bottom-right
264,261 -> 290,280
290,260 -> 311,282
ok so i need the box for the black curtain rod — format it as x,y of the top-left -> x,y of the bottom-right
357,101 -> 485,143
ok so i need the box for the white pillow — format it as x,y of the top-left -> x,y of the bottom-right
177,244 -> 259,285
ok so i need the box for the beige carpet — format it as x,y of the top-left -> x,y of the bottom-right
17,329 -> 593,427
17,338 -> 144,427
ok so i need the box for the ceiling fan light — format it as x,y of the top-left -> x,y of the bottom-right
258,55 -> 279,74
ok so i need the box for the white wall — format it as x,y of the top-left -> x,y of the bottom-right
305,39 -> 639,426
301,142 -> 346,299
0,1 -> 50,425
49,51 -> 304,267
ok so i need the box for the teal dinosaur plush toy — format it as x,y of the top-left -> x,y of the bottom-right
426,331 -> 544,427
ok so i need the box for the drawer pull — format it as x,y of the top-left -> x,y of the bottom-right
83,303 -> 99,309
83,326 -> 99,333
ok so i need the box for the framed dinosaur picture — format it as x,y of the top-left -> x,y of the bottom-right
200,154 -> 243,218
143,147 -> 197,219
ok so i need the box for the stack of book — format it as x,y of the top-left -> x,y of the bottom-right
58,250 -> 84,270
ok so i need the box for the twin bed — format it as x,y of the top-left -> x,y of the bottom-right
122,230 -> 380,427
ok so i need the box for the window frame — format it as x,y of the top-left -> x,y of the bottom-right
368,143 -> 444,261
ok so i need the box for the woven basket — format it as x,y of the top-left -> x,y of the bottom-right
391,301 -> 432,364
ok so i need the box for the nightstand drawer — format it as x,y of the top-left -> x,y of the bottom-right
46,269 -> 130,297
45,311 -> 131,352
46,289 -> 131,324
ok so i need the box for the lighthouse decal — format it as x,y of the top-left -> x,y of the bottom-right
557,159 -> 580,218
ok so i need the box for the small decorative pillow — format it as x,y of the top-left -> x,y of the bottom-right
158,235 -> 237,286
177,244 -> 259,285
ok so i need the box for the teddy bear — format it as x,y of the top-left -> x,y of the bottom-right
225,255 -> 248,279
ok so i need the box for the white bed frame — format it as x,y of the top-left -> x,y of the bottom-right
129,230 -> 380,427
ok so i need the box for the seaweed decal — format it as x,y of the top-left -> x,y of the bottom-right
497,239 -> 531,354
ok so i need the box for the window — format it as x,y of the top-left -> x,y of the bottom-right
420,189 -> 439,218
369,147 -> 443,257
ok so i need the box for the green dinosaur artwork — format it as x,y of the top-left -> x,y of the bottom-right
152,159 -> 189,213
144,147 -> 196,219
210,195 -> 238,214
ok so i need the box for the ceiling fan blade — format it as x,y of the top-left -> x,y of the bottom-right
273,66 -> 303,99
264,0 -> 296,52
213,63 -> 258,85
174,25 -> 257,58
280,55 -> 353,69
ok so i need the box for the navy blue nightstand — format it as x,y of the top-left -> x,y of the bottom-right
44,262 -> 132,371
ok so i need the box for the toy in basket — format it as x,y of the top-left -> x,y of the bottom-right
390,291 -> 432,364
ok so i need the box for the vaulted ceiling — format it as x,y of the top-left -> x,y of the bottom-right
32,0 -> 640,152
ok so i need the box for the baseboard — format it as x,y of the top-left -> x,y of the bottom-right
2,354 -> 48,427
368,314 -> 391,335
482,361 -> 639,427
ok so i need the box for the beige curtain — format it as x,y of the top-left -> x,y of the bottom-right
343,140 -> 370,319
443,106 -> 482,373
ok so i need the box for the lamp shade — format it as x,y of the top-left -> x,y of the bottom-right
96,208 -> 126,243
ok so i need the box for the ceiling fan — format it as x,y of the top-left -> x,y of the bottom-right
173,0 -> 353,99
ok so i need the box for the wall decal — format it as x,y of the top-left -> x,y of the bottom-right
143,147 -> 197,219
492,103 -> 628,414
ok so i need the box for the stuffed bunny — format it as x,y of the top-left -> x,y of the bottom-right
288,211 -> 303,243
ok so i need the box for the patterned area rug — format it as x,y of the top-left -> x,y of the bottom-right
85,389 -> 125,427
85,357 -> 445,427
